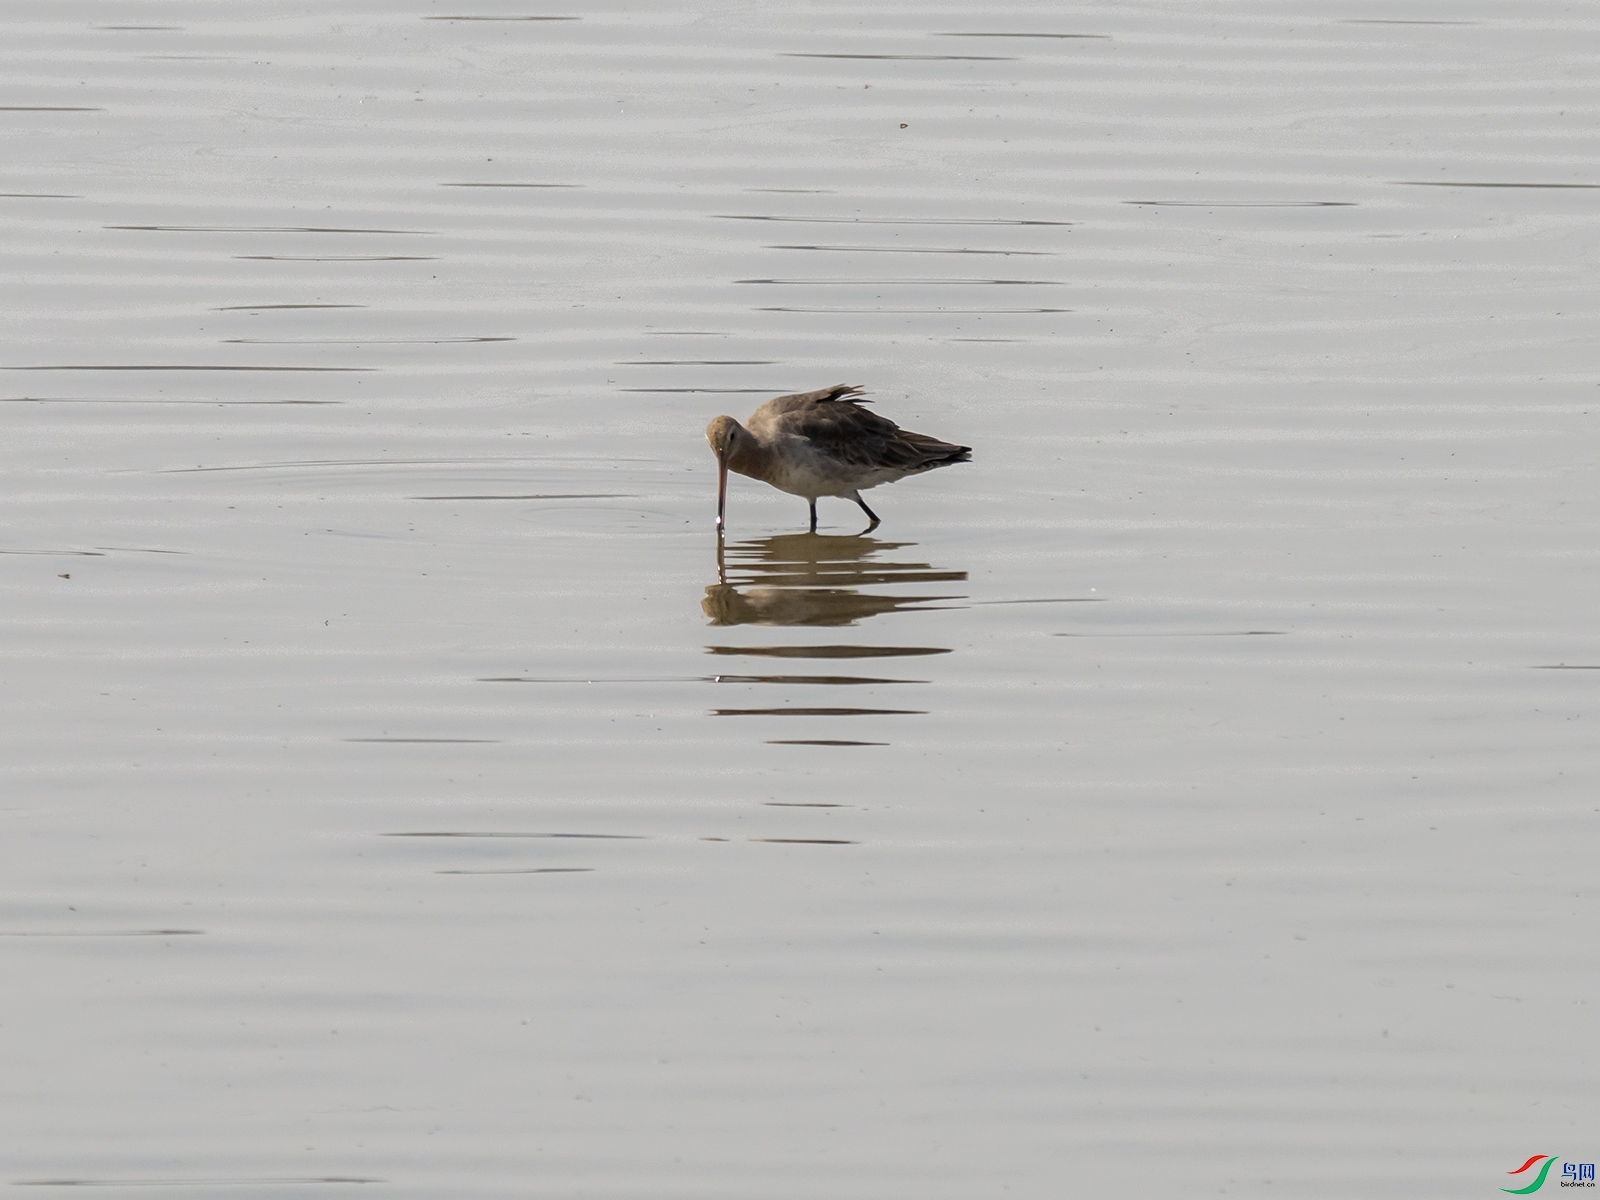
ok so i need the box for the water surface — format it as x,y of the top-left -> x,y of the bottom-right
4,3 -> 1598,1196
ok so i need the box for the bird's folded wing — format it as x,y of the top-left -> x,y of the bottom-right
776,383 -> 868,407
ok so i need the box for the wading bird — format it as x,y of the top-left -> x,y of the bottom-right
706,384 -> 970,533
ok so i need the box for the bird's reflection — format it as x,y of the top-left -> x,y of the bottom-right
704,532 -> 967,627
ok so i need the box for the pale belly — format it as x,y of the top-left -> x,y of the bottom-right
757,451 -> 903,500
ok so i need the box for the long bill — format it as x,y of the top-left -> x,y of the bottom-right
716,454 -> 728,529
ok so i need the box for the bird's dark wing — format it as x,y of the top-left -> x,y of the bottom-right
760,383 -> 869,416
811,383 -> 869,405
890,428 -> 973,468
788,401 -> 971,474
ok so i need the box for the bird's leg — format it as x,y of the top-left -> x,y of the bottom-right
808,498 -> 818,534
852,492 -> 881,532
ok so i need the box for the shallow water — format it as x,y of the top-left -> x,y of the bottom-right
5,3 -> 1598,1196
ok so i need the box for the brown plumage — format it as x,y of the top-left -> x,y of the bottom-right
706,384 -> 971,533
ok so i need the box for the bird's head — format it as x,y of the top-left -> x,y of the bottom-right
705,416 -> 742,531
705,415 -> 740,462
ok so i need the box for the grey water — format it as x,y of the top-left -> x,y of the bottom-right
4,3 -> 1598,1196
